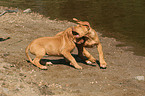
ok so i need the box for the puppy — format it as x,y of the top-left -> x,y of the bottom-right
73,18 -> 107,68
25,25 -> 90,70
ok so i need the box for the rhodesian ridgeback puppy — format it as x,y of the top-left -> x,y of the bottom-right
73,18 -> 107,68
25,25 -> 90,70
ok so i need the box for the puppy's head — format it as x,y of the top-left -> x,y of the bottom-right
64,25 -> 90,44
70,25 -> 90,44
72,24 -> 90,38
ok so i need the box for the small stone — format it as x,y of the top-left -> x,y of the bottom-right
23,8 -> 31,13
95,81 -> 98,83
135,76 -> 144,81
46,62 -> 53,65
3,88 -> 9,94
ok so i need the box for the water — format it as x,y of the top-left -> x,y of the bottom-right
1,0 -> 145,56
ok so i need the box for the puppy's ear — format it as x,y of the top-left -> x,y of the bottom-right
73,18 -> 91,30
81,21 -> 90,29
73,18 -> 90,26
73,18 -> 80,22
65,27 -> 73,37
66,27 -> 73,33
72,26 -> 75,32
83,24 -> 90,31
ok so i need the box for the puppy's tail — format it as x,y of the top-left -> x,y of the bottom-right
25,44 -> 33,64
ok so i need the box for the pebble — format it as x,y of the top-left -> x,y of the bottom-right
135,76 -> 144,81
23,8 -> 31,13
3,88 -> 9,94
90,81 -> 98,84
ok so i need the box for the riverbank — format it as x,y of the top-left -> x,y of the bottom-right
0,6 -> 145,96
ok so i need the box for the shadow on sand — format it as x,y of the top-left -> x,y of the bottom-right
0,37 -> 10,42
26,54 -> 100,69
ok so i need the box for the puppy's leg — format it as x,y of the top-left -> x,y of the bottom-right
62,51 -> 82,69
97,43 -> 107,68
33,49 -> 47,69
76,44 -> 86,60
76,44 -> 96,64
64,57 -> 70,63
33,57 -> 47,69
83,48 -> 96,64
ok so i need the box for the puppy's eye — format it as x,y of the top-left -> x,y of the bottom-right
83,25 -> 90,30
72,31 -> 79,35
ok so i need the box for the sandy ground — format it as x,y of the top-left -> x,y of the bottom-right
0,6 -> 145,96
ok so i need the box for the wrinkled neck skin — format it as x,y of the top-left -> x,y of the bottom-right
55,28 -> 82,45
75,28 -> 100,47
64,28 -> 76,46
88,28 -> 97,40
85,28 -> 100,47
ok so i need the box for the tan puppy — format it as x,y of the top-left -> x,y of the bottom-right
73,18 -> 107,68
25,25 -> 90,70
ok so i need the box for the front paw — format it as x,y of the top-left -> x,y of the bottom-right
40,66 -> 48,70
85,60 -> 93,64
75,65 -> 83,70
46,62 -> 53,66
70,63 -> 82,70
88,58 -> 96,63
100,62 -> 107,69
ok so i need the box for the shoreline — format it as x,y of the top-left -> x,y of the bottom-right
0,6 -> 145,96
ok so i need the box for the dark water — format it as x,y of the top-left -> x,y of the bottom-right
1,0 -> 145,56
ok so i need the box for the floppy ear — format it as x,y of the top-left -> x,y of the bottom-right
79,21 -> 90,29
65,27 -> 72,33
73,18 -> 80,22
64,27 -> 73,38
73,18 -> 91,30
83,24 -> 90,31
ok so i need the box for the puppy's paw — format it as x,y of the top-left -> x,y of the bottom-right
100,62 -> 107,69
86,60 -> 93,64
46,62 -> 53,66
70,63 -> 82,70
75,65 -> 83,70
90,59 -> 96,63
40,66 -> 47,70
